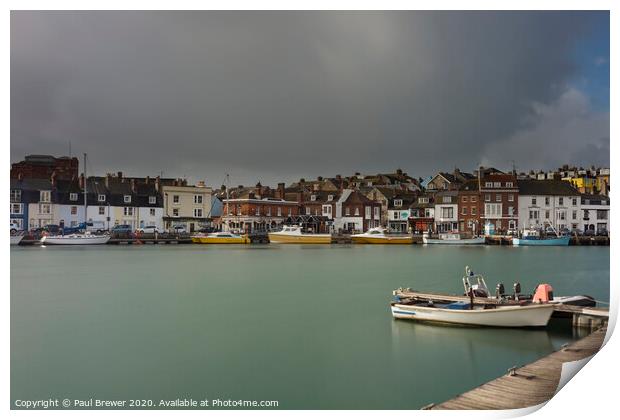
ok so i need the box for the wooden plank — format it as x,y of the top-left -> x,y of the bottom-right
430,326 -> 606,410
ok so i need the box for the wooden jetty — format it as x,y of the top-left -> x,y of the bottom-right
426,325 -> 607,410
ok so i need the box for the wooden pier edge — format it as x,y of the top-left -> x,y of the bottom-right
427,326 -> 608,410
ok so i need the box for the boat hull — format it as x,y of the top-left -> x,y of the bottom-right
268,233 -> 332,244
193,236 -> 249,244
41,235 -> 110,245
512,237 -> 570,246
10,235 -> 24,245
423,237 -> 485,245
351,236 -> 414,244
391,303 -> 555,327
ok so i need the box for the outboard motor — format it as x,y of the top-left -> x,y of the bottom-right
495,283 -> 505,299
513,282 -> 521,300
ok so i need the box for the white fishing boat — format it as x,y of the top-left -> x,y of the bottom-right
41,153 -> 110,246
10,234 -> 25,245
390,301 -> 555,327
41,232 -> 110,245
422,232 -> 485,245
268,225 -> 332,244
351,227 -> 414,244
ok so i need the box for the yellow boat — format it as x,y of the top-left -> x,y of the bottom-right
192,232 -> 250,244
268,225 -> 332,244
351,227 -> 414,244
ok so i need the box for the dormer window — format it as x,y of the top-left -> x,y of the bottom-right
506,182 -> 513,188
149,196 -> 156,204
98,194 -> 106,202
493,182 -> 501,188
394,199 -> 403,207
327,195 -> 334,201
124,195 -> 131,203
70,193 -> 78,201
310,195 -> 317,202
485,182 -> 493,187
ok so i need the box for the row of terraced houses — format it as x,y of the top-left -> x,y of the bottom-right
9,155 -> 611,235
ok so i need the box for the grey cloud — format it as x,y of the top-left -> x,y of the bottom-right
11,11 -> 609,185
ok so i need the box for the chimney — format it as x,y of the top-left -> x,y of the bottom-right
17,172 -> 23,182
155,176 -> 161,192
317,176 -> 323,181
277,183 -> 285,199
51,171 -> 57,188
145,175 -> 150,184
197,180 -> 206,188
335,174 -> 342,180
130,179 -> 137,193
478,166 -> 482,190
79,173 -> 85,190
396,168 -> 403,176
255,182 -> 262,199
106,173 -> 112,188
117,171 -> 123,179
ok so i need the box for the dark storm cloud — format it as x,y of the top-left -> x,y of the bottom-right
11,11 -> 609,185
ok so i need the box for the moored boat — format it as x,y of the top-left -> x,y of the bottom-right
268,225 -> 331,244
512,228 -> 570,246
422,232 -> 485,245
191,231 -> 250,244
351,227 -> 414,244
41,232 -> 110,245
390,300 -> 555,327
10,234 -> 25,245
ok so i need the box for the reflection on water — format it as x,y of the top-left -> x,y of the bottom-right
11,245 -> 608,409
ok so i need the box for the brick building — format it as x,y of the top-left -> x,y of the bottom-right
11,155 -> 79,180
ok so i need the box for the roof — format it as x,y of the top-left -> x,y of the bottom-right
517,180 -> 580,196
10,178 -> 53,190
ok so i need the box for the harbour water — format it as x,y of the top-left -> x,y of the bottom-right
11,245 -> 609,409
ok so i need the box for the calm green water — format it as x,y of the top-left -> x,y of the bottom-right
11,244 -> 609,409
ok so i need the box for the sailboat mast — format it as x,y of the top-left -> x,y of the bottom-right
225,173 -> 230,231
83,152 -> 88,226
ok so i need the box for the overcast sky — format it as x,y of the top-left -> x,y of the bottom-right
11,11 -> 609,186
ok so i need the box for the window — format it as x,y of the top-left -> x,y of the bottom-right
150,208 -> 156,216
559,197 -> 564,206
172,208 -> 179,217
70,193 -> 78,201
441,207 -> 453,219
496,194 -> 501,202
470,196 -> 477,203
354,208 -> 360,216
194,195 -> 203,204
508,194 -> 514,202
572,198 -> 577,206
124,195 -> 132,203
529,210 -> 539,219
462,196 -> 468,202
10,190 -> 21,202
493,182 -> 501,188
485,194 -> 491,202
71,206 -> 77,215
442,196 -> 452,204
266,207 -> 271,217
394,199 -> 403,207
194,208 -> 203,217
40,190 -> 51,203
277,207 -> 282,217
545,197 -> 550,206
506,182 -> 513,188
310,195 -> 317,202
418,197 -> 429,204
471,206 -> 477,215
345,207 -> 350,216
597,210 -> 608,220
39,203 -> 51,214
123,207 -> 134,216
256,206 -> 260,216
99,206 -> 105,215
365,206 -> 371,219
583,210 -> 590,220
461,207 -> 467,215
173,195 -> 180,204
327,195 -> 334,201
545,210 -> 550,219
558,210 -> 566,220
288,207 -> 292,216
374,207 -> 380,219
531,197 -> 537,205
485,182 -> 493,187
323,205 -> 331,216
508,206 -> 514,216
485,203 -> 502,217
392,211 -> 399,220
572,210 -> 577,220
305,207 -> 311,215
10,203 -> 23,215
98,194 -> 106,202
149,196 -> 156,204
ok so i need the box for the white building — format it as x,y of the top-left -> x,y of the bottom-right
434,191 -> 459,232
580,195 -> 610,234
517,180 -> 581,232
